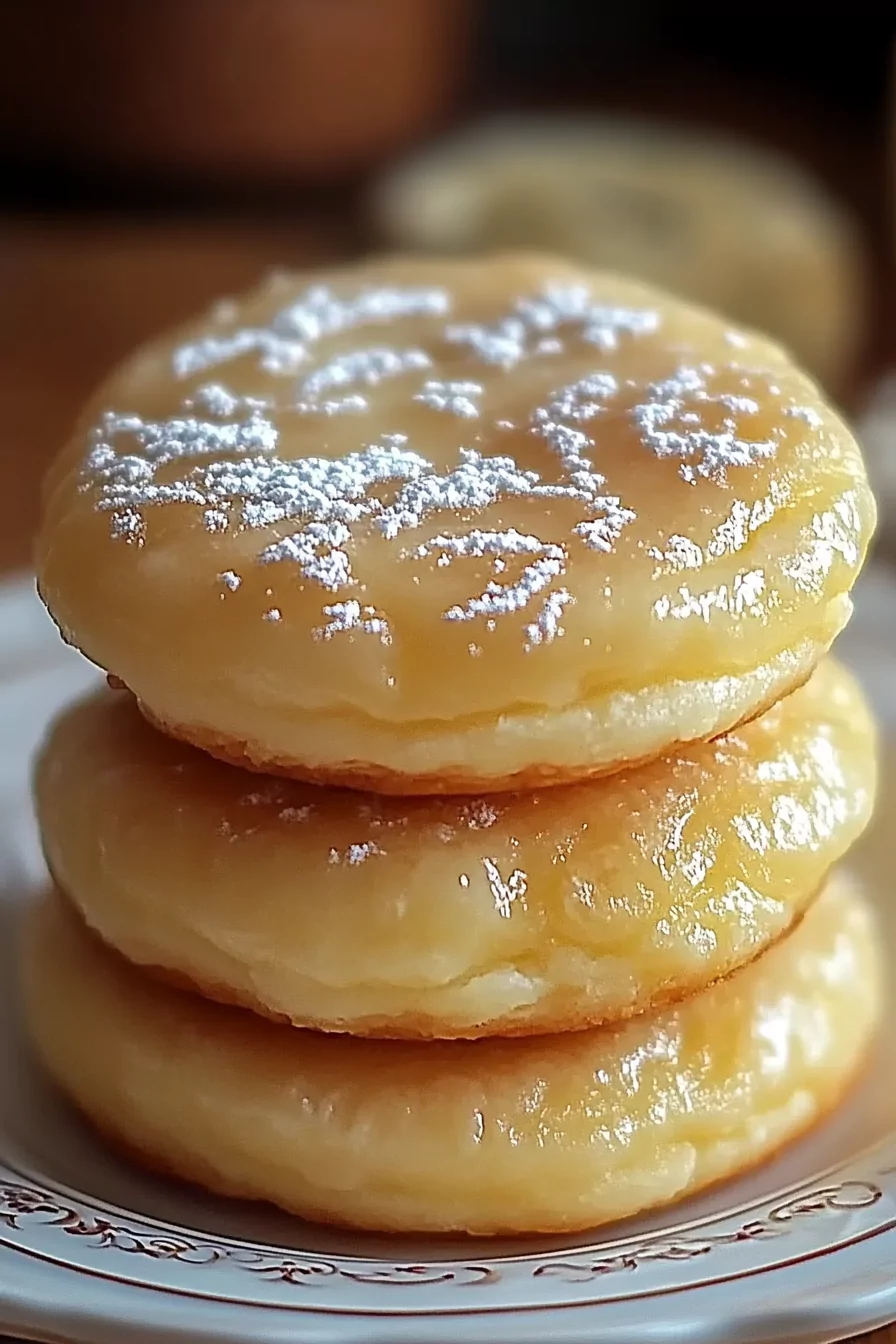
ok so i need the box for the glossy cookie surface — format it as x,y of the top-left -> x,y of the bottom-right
24,875 -> 880,1235
37,254 -> 874,790
35,661 -> 876,1037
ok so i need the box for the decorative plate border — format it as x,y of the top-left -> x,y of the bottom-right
0,1176 -> 887,1287
1,1151 -> 895,1315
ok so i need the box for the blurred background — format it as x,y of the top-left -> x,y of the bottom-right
2,0 -> 896,575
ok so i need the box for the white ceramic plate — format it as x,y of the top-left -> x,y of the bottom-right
1,572 -> 895,1344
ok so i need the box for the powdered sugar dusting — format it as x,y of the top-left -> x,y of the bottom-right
295,346 -> 432,416
633,365 -> 779,484
414,528 -> 570,635
446,283 -> 659,370
314,600 -> 391,645
413,379 -> 482,418
174,283 -> 449,378
189,384 -> 272,418
786,405 -> 824,429
413,528 -> 553,566
84,407 -> 279,544
445,547 -> 565,622
524,588 -> 575,649
530,372 -> 636,557
81,274 -> 818,651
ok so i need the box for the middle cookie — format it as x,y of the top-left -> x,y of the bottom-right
35,658 -> 874,1039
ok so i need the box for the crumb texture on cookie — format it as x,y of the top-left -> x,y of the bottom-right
36,660 -> 876,1037
37,254 -> 874,784
25,874 -> 879,1234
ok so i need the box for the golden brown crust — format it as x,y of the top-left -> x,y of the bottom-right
28,880 -> 878,1236
118,898 -> 811,1040
40,666 -> 874,1042
138,661 -> 812,794
81,1058 -> 863,1237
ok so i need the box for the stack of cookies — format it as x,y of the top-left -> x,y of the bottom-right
29,255 -> 879,1235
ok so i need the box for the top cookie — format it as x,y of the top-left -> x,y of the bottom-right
37,254 -> 874,793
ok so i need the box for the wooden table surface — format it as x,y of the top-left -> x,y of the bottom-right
0,211 -> 893,1344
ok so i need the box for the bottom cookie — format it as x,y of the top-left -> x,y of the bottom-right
23,876 -> 879,1236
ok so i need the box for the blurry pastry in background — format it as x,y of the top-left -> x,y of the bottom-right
374,117 -> 864,393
